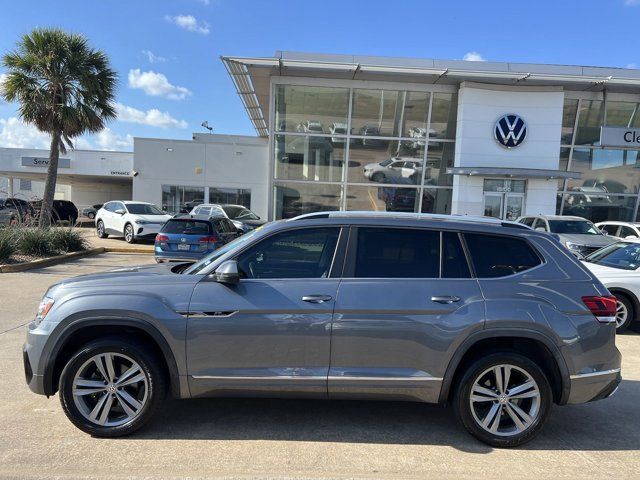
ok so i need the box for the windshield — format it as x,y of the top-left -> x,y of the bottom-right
222,205 -> 259,220
585,242 -> 640,270
380,158 -> 394,167
183,227 -> 263,274
548,219 -> 601,235
126,203 -> 164,215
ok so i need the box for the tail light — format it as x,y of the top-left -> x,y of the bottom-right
582,295 -> 617,323
155,234 -> 169,243
199,236 -> 218,244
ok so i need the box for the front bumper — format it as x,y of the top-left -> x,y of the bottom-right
23,321 -> 50,395
134,223 -> 164,239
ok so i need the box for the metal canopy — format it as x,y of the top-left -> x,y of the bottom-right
221,51 -> 640,137
446,167 -> 582,180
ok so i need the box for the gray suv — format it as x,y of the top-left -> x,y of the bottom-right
23,212 -> 621,447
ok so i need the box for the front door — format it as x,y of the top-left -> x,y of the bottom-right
482,179 -> 526,220
329,227 -> 485,403
186,226 -> 343,398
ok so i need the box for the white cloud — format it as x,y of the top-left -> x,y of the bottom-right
463,51 -> 486,62
0,73 -> 8,104
128,69 -> 191,100
142,50 -> 167,64
165,14 -> 210,35
73,137 -> 94,150
115,102 -> 188,129
625,0 -> 640,5
0,117 -> 51,148
627,63 -> 637,69
197,0 -> 211,5
96,128 -> 133,151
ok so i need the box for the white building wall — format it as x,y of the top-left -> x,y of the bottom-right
133,134 -> 269,218
452,82 -> 564,216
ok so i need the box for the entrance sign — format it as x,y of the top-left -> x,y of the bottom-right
600,126 -> 640,148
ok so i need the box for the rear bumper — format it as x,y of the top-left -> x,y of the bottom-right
566,368 -> 622,404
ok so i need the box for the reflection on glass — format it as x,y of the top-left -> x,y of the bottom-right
566,148 -> 640,194
562,193 -> 636,222
274,85 -> 349,133
605,101 -> 640,129
424,142 -> 454,186
345,185 -> 419,212
208,188 -> 251,208
351,89 -> 401,137
575,100 -> 603,145
421,188 -> 452,214
348,140 -> 422,185
274,183 -> 343,219
161,185 -> 205,214
561,99 -> 578,144
558,147 -> 570,191
430,93 -> 457,139
401,91 -> 430,138
275,135 -> 345,182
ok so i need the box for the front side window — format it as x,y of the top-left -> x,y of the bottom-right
353,227 -> 439,278
464,233 -> 542,278
236,227 -> 340,279
600,224 -> 619,236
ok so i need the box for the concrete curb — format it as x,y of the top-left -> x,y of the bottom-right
0,247 -> 106,273
103,247 -> 153,254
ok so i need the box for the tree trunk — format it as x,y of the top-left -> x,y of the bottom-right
39,131 -> 61,228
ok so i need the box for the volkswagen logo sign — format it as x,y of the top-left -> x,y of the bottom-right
494,114 -> 527,148
180,237 -> 186,243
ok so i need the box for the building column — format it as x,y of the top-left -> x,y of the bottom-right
7,177 -> 14,197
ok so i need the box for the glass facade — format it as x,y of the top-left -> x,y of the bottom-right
559,97 -> 640,222
162,185 -> 205,214
272,84 -> 456,219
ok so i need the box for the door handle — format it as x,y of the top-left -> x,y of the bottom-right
431,295 -> 461,304
302,295 -> 333,303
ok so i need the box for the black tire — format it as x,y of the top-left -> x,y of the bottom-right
96,220 -> 108,238
613,293 -> 634,332
59,337 -> 166,437
454,352 -> 552,448
88,212 -> 95,220
124,223 -> 136,244
371,172 -> 385,183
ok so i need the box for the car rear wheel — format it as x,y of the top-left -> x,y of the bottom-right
124,223 -> 136,243
96,220 -> 108,238
59,338 -> 166,437
88,212 -> 95,220
454,352 -> 552,448
613,293 -> 634,332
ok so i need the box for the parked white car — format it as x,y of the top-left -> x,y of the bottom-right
363,157 -> 423,183
95,201 -> 171,243
596,221 -> 640,240
329,122 -> 347,144
582,241 -> 640,331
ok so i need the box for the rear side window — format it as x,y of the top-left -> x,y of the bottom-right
442,232 -> 471,278
161,220 -> 212,235
354,227 -> 439,278
464,233 -> 541,278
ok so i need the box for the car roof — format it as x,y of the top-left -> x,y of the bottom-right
172,213 -> 226,221
122,201 -> 153,205
521,215 -> 588,221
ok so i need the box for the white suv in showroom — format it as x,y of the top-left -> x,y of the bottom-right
95,201 -> 171,243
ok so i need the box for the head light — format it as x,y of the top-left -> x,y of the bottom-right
35,297 -> 54,325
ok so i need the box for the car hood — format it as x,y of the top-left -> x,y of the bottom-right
130,214 -> 172,222
364,162 -> 380,170
50,263 -> 199,292
556,234 -> 617,247
582,261 -> 640,278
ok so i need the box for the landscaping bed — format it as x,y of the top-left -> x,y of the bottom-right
0,226 -> 88,265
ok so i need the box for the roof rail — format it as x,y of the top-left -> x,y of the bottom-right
288,211 -> 532,229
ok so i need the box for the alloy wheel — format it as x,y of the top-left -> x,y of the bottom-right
469,364 -> 541,437
97,221 -> 104,236
125,225 -> 133,242
72,353 -> 148,427
615,300 -> 628,329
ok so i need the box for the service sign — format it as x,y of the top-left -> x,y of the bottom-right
21,157 -> 71,168
600,126 -> 640,148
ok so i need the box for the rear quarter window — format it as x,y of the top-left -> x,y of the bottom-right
464,233 -> 542,278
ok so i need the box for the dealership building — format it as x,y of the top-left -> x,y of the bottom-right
4,51 -> 640,222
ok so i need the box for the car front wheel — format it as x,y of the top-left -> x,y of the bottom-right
124,223 -> 136,243
454,352 -> 552,448
96,220 -> 108,238
59,338 -> 166,437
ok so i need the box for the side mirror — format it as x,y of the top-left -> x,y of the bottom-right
115,208 -> 126,215
212,260 -> 240,285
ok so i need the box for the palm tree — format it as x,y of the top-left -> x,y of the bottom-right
1,28 -> 117,226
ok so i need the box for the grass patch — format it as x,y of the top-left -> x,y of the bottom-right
50,228 -> 87,253
16,228 -> 56,257
0,228 -> 17,261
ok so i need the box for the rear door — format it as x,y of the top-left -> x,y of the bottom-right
329,227 -> 485,403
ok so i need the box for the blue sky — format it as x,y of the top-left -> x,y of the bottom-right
1,0 -> 639,151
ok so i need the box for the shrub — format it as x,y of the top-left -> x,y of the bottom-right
16,228 -> 56,257
0,228 -> 17,261
50,228 -> 87,253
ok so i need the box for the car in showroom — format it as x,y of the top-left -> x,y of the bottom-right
516,215 -> 617,257
95,201 -> 172,243
81,204 -> 103,220
23,212 -> 620,447
154,214 -> 239,263
582,240 -> 640,331
363,157 -> 423,183
190,203 -> 265,233
295,120 -> 324,134
596,221 -> 640,240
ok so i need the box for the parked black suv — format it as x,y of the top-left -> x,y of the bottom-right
30,200 -> 78,224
